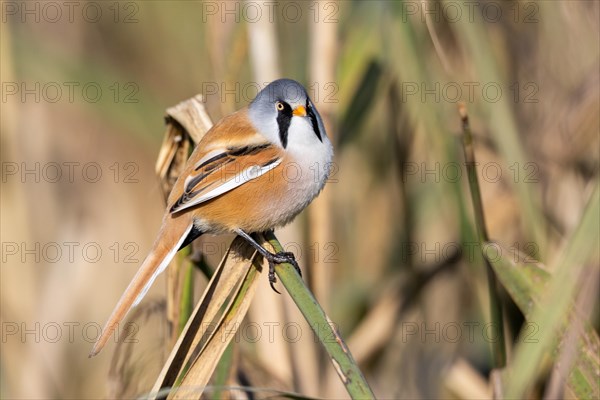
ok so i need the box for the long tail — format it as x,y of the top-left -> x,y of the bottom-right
89,221 -> 194,357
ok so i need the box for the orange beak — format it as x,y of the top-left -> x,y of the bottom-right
292,105 -> 307,117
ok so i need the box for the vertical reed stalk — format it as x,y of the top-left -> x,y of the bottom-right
459,104 -> 507,369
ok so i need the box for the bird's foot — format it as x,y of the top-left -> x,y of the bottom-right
266,251 -> 302,294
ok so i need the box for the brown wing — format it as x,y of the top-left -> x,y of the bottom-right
169,139 -> 283,214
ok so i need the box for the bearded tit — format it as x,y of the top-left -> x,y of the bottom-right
90,79 -> 333,357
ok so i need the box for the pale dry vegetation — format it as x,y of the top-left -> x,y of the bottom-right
1,1 -> 598,399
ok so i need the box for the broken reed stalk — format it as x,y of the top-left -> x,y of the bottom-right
156,95 -> 215,346
458,104 -> 507,369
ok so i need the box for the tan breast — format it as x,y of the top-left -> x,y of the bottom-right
185,153 -> 312,233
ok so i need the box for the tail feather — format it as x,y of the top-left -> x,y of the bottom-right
89,222 -> 193,357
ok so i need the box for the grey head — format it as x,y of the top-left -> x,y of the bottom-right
248,79 -> 326,149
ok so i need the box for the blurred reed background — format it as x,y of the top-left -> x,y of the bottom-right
1,0 -> 598,399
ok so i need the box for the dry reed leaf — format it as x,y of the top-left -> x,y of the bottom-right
149,237 -> 260,399
153,96 -> 216,346
443,358 -> 491,400
154,123 -> 190,202
156,94 -> 214,200
487,242 -> 600,399
171,247 -> 263,399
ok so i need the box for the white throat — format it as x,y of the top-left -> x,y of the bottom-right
286,116 -> 334,197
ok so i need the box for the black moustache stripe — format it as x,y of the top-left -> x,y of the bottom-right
277,103 -> 292,148
307,102 -> 322,142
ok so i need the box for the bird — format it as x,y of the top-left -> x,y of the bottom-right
90,79 -> 333,357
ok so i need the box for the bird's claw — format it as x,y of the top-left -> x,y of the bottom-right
268,261 -> 281,294
267,251 -> 302,294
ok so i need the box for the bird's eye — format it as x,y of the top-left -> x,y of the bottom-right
276,102 -> 285,111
